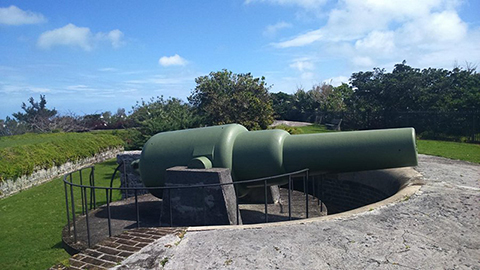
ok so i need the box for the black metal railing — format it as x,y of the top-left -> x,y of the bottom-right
63,165 -> 323,248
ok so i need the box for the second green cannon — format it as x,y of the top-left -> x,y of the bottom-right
135,124 -> 418,198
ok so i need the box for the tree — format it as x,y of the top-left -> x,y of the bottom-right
188,70 -> 274,130
129,96 -> 197,146
12,95 -> 57,132
0,116 -> 29,136
271,91 -> 294,120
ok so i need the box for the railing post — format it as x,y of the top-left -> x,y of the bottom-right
288,175 -> 292,220
79,170 -> 85,215
64,181 -> 70,236
83,186 -> 91,248
169,189 -> 173,227
320,174 -> 324,212
105,189 -> 112,237
90,167 -> 96,210
305,171 -> 309,218
135,189 -> 140,228
234,184 -> 240,225
264,179 -> 268,223
69,183 -> 77,243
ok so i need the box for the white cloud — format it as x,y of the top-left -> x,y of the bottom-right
397,11 -> 467,46
324,76 -> 349,87
38,24 -> 93,50
66,85 -> 92,91
274,29 -> 323,48
355,31 -> 396,56
270,0 -> 478,75
352,56 -> 375,67
301,72 -> 315,80
290,58 -> 314,72
245,0 -> 327,9
98,68 -> 118,72
37,24 -> 125,51
274,0 -> 464,47
107,29 -> 125,48
0,5 -> 46,25
158,54 -> 188,67
28,87 -> 51,93
263,21 -> 292,37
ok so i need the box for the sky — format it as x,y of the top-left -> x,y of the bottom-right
1,0 -> 480,119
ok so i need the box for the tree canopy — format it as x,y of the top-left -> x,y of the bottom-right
188,69 -> 274,130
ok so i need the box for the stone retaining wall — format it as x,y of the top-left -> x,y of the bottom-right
0,147 -> 123,199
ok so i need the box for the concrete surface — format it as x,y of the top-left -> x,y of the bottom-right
269,120 -> 313,127
113,155 -> 480,269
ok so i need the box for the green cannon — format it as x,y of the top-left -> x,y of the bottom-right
136,124 -> 417,198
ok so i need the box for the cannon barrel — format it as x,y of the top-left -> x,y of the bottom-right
137,124 -> 417,198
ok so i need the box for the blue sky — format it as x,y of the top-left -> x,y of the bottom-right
1,0 -> 480,119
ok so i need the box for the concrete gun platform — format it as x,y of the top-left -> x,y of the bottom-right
112,154 -> 479,269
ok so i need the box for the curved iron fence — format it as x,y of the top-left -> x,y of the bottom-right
63,164 -> 322,248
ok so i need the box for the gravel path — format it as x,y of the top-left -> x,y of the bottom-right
113,155 -> 480,270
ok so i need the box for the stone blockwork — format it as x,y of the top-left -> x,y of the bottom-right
0,147 -> 123,199
50,227 -> 185,270
116,151 -> 148,199
162,166 -> 241,226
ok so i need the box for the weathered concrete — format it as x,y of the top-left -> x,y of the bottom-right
113,155 -> 480,269
161,166 -> 241,226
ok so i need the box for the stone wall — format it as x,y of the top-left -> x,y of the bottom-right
116,151 -> 148,199
291,168 -> 421,214
0,147 -> 123,199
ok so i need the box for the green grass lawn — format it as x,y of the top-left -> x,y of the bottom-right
0,159 -> 121,270
296,124 -> 336,134
417,140 -> 480,163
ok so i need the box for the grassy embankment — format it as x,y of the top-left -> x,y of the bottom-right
0,132 -> 124,183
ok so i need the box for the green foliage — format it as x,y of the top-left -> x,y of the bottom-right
0,159 -> 122,270
347,62 -> 480,134
129,96 -> 197,147
12,95 -> 58,133
188,69 -> 274,130
272,83 -> 353,123
269,62 -> 479,141
94,128 -> 143,150
271,91 -> 294,120
0,132 -> 123,182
